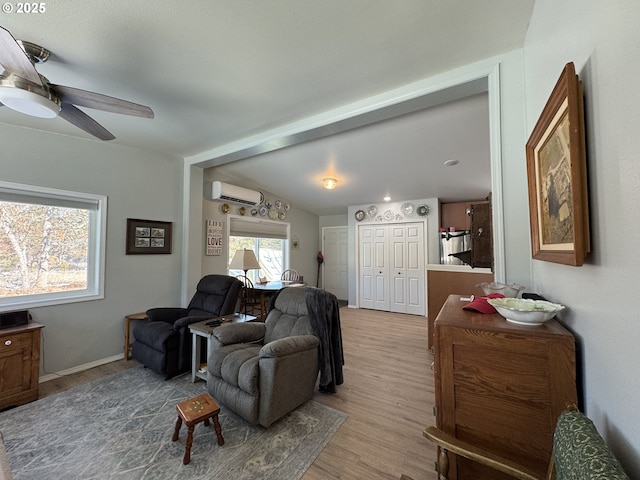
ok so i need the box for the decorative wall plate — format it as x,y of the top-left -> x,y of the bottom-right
417,204 -> 430,216
268,209 -> 278,220
401,202 -> 415,216
367,205 -> 377,217
251,208 -> 259,216
238,206 -> 246,216
355,209 -> 365,221
265,200 -> 273,209
274,199 -> 283,210
284,203 -> 291,211
259,206 -> 268,216
278,210 -> 286,220
221,203 -> 230,214
383,209 -> 394,221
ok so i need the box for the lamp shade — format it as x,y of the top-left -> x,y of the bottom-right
229,249 -> 260,271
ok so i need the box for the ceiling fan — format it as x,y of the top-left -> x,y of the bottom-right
0,26 -> 153,140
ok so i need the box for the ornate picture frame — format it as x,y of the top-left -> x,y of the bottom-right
126,218 -> 172,254
526,62 -> 590,266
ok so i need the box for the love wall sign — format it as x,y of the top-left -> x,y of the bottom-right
206,220 -> 223,256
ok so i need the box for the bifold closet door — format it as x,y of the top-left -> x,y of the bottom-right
359,225 -> 390,311
390,223 -> 425,315
359,222 -> 425,315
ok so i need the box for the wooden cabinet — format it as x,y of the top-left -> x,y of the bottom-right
433,295 -> 577,479
0,323 -> 44,410
469,202 -> 492,269
426,269 -> 494,348
440,199 -> 492,269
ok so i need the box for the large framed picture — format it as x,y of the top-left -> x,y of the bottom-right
126,218 -> 172,254
526,62 -> 590,266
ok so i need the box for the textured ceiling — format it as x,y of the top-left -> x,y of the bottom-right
0,1 -> 535,214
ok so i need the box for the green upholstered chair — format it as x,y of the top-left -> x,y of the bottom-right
423,408 -> 630,480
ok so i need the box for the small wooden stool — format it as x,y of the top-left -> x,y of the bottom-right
172,393 -> 224,464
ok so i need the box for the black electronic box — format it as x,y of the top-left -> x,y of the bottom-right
0,310 -> 29,330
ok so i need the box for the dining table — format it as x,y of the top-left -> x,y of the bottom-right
249,280 -> 306,320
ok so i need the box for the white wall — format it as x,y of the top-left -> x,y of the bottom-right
0,124 -> 184,374
523,0 -> 640,474
201,169 -> 320,283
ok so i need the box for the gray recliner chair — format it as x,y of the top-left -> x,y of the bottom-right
132,274 -> 242,379
207,287 -> 320,427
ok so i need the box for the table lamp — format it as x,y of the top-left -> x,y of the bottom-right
229,249 -> 260,315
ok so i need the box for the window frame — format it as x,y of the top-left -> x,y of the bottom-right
0,181 -> 107,312
226,215 -> 290,281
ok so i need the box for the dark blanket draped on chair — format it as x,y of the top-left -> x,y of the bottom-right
268,286 -> 344,393
304,287 -> 344,393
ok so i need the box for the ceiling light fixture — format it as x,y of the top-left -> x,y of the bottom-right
0,77 -> 61,118
323,177 -> 338,190
383,195 -> 391,202
443,159 -> 459,167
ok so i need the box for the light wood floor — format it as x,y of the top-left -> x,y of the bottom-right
39,307 -> 437,480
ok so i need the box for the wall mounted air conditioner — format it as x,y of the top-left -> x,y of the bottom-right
208,181 -> 261,206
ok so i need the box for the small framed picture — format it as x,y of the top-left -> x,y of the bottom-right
126,219 -> 172,254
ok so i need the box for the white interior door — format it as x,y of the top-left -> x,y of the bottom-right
359,225 -> 390,310
404,223 -> 425,315
322,226 -> 348,300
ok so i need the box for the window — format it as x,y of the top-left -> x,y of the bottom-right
0,181 -> 107,312
227,215 -> 290,283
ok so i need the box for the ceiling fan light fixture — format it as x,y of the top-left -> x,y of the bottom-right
0,84 -> 60,118
323,177 -> 338,190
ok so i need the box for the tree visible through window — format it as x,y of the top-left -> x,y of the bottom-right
0,202 -> 89,297
0,181 -> 106,311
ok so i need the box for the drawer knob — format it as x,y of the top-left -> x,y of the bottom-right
4,340 -> 11,346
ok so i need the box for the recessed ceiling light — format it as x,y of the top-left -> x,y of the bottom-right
383,195 -> 391,202
444,159 -> 459,167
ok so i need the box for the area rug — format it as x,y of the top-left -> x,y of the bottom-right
0,367 -> 346,480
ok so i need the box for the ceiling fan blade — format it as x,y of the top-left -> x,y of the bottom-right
52,85 -> 154,118
59,103 -> 115,141
0,27 -> 44,86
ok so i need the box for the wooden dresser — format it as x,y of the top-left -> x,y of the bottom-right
433,295 -> 577,479
0,322 -> 44,410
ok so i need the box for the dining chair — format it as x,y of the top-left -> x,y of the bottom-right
281,269 -> 300,282
235,275 -> 263,319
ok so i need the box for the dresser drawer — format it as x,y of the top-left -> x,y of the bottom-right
0,331 -> 32,350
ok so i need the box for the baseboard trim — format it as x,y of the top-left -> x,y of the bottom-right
40,353 -> 125,383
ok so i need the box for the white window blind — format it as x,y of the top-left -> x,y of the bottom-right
0,183 -> 100,210
229,215 -> 289,239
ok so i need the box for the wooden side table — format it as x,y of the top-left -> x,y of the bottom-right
123,312 -> 147,360
172,393 -> 224,464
